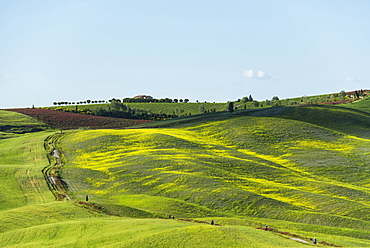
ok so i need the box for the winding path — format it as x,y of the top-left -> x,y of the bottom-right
42,133 -> 71,201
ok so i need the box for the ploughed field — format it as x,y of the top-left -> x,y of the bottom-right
2,99 -> 370,247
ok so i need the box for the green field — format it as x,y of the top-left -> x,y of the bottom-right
0,110 -> 311,247
57,103 -> 370,246
47,102 -> 228,117
0,110 -> 48,139
2,95 -> 370,247
339,95 -> 370,113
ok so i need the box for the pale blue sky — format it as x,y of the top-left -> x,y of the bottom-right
1,0 -> 369,108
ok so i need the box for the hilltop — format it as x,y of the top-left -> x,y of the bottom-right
45,89 -> 370,119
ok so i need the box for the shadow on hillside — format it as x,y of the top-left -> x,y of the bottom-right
244,105 -> 370,139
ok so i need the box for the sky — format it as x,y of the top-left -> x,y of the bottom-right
1,0 -> 370,108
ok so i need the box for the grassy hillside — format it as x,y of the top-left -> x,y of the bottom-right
0,110 -> 316,247
0,110 -> 48,139
57,103 -> 370,246
339,95 -> 370,113
245,104 -> 370,139
2,99 -> 370,247
125,102 -> 227,115
0,213 -> 306,248
0,110 -> 44,127
46,102 -> 228,117
0,131 -> 55,209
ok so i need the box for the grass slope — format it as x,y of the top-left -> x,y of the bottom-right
0,110 -> 45,127
249,105 -> 370,138
47,102 -> 228,116
339,96 -> 370,113
0,131 -> 56,210
58,104 -> 370,246
0,112 -> 309,247
0,110 -> 48,139
0,217 -> 304,248
3,100 -> 370,247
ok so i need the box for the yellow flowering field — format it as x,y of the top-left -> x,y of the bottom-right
59,114 -> 370,227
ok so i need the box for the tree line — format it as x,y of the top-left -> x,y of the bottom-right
53,97 -> 191,106
122,97 -> 190,103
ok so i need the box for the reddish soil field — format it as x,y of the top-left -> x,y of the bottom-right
7,109 -> 153,130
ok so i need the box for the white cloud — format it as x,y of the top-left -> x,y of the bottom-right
257,70 -> 265,78
3,74 -> 21,81
344,77 -> 361,82
242,69 -> 254,78
242,69 -> 276,81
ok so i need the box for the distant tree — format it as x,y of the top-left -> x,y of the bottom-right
179,99 -> 183,103
184,99 -> 189,103
111,100 -> 125,111
241,97 -> 249,103
272,96 -> 279,101
174,99 -> 178,103
339,90 -> 346,100
86,99 -> 91,104
53,102 -> 57,105
249,95 -> 254,102
354,90 -> 360,98
228,102 -> 234,113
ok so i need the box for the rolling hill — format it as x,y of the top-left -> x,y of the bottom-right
1,96 -> 370,247
56,103 -> 370,246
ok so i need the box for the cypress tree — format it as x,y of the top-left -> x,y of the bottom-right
228,102 -> 234,113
